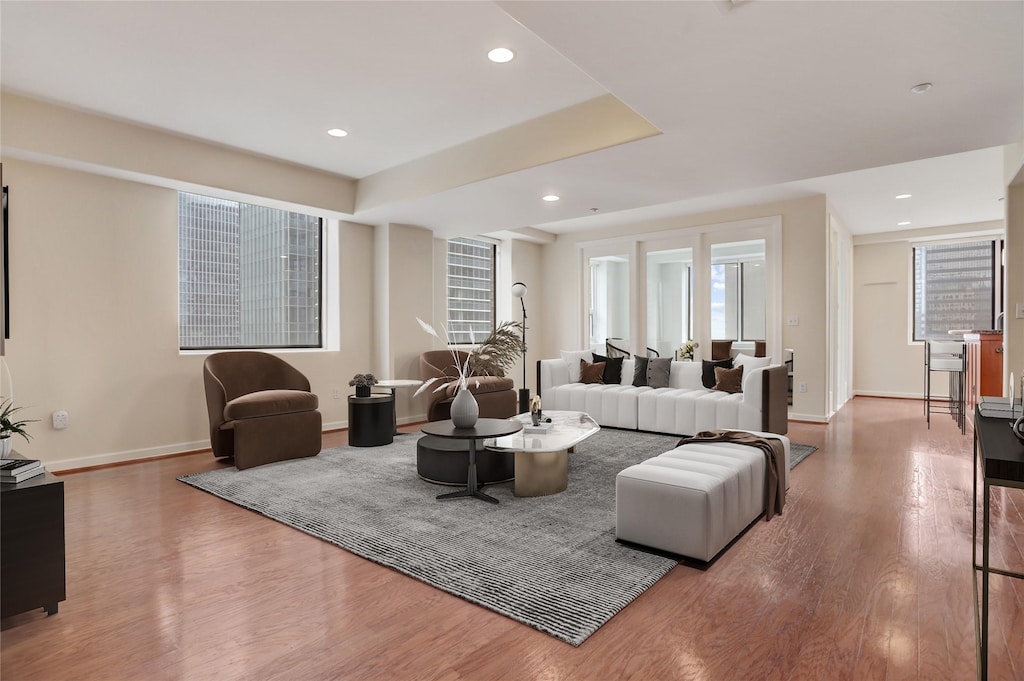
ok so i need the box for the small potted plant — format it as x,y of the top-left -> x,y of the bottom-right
0,398 -> 37,457
678,340 -> 698,361
349,373 -> 378,398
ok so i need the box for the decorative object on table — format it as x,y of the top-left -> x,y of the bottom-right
0,458 -> 45,483
449,384 -> 479,428
414,317 -> 523,429
512,281 -> 530,413
526,394 -> 552,433
677,340 -> 697,361
1013,414 -> 1024,444
349,373 -> 378,398
0,398 -> 36,458
529,395 -> 543,426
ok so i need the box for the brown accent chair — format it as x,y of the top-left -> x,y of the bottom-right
419,350 -> 517,422
203,351 -> 322,470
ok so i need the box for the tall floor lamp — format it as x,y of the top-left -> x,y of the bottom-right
512,282 -> 530,413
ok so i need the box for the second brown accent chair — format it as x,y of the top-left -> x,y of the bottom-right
419,350 -> 517,422
203,351 -> 322,470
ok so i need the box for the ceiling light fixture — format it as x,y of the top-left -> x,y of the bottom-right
895,193 -> 912,199
910,82 -> 932,94
542,195 -> 560,202
327,128 -> 348,137
488,48 -> 515,63
898,221 -> 911,226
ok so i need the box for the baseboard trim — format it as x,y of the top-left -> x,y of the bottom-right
788,413 -> 829,424
47,439 -> 212,473
50,413 -> 431,473
855,391 -> 936,401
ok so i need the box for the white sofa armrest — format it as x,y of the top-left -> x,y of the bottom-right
539,358 -> 571,396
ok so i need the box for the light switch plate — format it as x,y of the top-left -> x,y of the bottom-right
787,316 -> 799,326
1016,303 -> 1024,319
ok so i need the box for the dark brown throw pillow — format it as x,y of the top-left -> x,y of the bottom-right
646,357 -> 672,389
713,365 -> 744,393
632,356 -> 650,387
701,358 -> 734,388
580,359 -> 606,384
592,352 -> 624,384
711,340 -> 734,361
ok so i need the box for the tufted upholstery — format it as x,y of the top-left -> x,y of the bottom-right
538,358 -> 788,436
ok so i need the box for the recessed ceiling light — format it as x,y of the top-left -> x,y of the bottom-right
895,193 -> 912,199
542,195 -> 560,202
898,221 -> 911,226
327,128 -> 348,137
488,48 -> 515,63
910,82 -> 932,94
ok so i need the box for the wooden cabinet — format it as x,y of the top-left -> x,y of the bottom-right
0,470 -> 66,618
965,332 -> 1004,417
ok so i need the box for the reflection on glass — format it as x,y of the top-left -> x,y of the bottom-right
647,248 -> 693,358
710,240 -> 765,342
589,254 -> 630,351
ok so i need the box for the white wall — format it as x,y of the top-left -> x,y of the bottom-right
539,195 -> 830,421
1,158 -> 375,470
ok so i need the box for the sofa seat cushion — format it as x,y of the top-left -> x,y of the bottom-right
443,375 -> 514,398
224,389 -> 318,421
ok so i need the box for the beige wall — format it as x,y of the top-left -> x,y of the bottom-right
1006,181 -> 1024,390
539,195 -> 830,421
852,241 -> 922,398
1,158 -> 375,470
852,221 -> 1005,398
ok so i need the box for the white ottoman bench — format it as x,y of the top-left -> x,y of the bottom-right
615,432 -> 790,563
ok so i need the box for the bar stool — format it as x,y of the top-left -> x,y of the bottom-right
924,340 -> 966,433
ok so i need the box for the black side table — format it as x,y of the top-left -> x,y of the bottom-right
1,467 -> 66,618
348,394 -> 394,447
421,419 -> 523,504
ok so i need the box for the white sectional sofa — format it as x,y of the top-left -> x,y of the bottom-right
537,357 -> 788,436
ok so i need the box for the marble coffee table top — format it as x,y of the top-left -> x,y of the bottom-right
484,411 -> 600,454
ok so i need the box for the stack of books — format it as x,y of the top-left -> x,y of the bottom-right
0,458 -> 46,484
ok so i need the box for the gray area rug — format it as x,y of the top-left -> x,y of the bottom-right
790,442 -> 817,468
179,430 -> 817,646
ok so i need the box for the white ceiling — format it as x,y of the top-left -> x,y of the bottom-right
1,0 -> 1021,237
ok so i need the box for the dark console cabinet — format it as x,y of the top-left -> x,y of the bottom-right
1,471 -> 66,618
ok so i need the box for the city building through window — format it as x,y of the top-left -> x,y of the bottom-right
913,239 -> 1000,342
178,192 -> 322,350
446,237 -> 495,344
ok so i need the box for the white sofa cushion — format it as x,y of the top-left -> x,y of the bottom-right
560,349 -> 594,383
734,353 -> 772,373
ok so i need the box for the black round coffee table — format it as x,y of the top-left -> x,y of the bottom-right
420,419 -> 523,504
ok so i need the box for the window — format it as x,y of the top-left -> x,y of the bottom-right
913,239 -> 999,342
178,192 -> 322,350
446,237 -> 495,344
710,240 -> 766,342
588,253 -> 630,351
646,248 -> 693,358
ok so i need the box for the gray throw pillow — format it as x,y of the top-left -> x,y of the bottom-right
646,357 -> 672,389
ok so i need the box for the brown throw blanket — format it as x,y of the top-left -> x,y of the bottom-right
676,430 -> 786,521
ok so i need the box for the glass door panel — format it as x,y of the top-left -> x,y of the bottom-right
588,254 -> 630,353
646,248 -> 694,359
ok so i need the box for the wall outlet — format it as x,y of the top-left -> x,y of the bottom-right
52,410 -> 69,430
798,382 -> 808,394
331,387 -> 341,399
787,316 -> 800,326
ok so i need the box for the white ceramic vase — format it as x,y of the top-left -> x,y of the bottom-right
0,436 -> 11,457
450,387 -> 479,429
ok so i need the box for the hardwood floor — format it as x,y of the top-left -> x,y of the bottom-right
2,397 -> 1021,680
